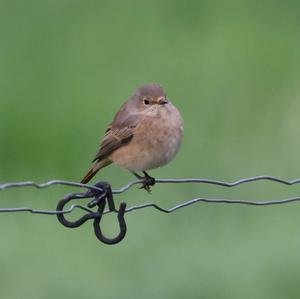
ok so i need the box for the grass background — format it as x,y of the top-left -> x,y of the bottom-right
1,0 -> 300,298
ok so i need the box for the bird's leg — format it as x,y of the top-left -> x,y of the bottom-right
131,171 -> 156,193
131,171 -> 143,180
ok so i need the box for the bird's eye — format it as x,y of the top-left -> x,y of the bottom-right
143,99 -> 150,105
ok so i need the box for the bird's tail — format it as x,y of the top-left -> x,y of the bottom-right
80,159 -> 111,184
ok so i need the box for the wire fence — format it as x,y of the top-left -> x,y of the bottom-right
1,176 -> 300,214
1,176 -> 300,244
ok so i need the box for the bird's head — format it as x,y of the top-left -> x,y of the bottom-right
135,83 -> 169,109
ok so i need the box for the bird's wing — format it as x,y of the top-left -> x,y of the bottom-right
92,114 -> 139,162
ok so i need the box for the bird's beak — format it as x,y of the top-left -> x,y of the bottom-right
157,97 -> 168,105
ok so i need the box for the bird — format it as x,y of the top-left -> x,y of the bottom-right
81,83 -> 183,191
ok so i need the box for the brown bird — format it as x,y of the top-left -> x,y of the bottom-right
81,83 -> 183,191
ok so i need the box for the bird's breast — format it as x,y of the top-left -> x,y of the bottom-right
111,105 -> 183,171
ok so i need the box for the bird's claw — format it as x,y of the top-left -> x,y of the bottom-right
139,175 -> 156,193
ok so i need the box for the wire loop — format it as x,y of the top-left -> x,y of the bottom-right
56,182 -> 127,245
93,200 -> 127,245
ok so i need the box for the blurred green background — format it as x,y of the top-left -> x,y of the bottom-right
1,0 -> 300,298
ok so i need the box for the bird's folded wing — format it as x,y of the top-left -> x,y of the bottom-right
92,114 -> 139,162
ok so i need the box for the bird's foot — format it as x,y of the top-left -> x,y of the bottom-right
132,171 -> 156,193
139,175 -> 156,193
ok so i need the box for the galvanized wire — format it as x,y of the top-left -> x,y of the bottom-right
1,176 -> 300,215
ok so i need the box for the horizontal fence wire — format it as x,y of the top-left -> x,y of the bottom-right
1,176 -> 300,216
